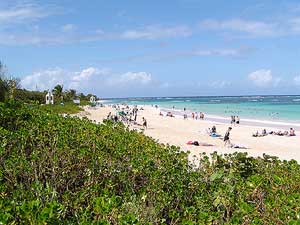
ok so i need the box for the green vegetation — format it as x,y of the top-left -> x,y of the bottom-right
1,102 -> 300,224
40,102 -> 84,114
0,61 -> 96,107
15,89 -> 46,104
0,62 -> 10,102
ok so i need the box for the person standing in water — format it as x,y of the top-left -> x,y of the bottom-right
231,115 -> 236,125
236,116 -> 240,125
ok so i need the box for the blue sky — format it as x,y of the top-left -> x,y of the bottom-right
1,0 -> 300,97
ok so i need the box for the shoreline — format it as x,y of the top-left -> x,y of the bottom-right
159,107 -> 300,130
83,104 -> 300,162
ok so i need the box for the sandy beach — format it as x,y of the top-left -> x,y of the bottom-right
80,105 -> 300,162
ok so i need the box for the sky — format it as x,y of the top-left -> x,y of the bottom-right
1,0 -> 300,97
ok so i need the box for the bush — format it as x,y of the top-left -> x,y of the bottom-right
0,103 -> 300,224
40,102 -> 84,114
15,89 -> 46,104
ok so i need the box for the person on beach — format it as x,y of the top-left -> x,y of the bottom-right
211,125 -> 216,134
142,117 -> 147,129
107,112 -> 112,120
231,115 -> 235,125
134,112 -> 137,122
290,128 -> 296,136
236,116 -> 240,124
192,112 -> 195,119
200,112 -> 205,120
183,114 -> 188,119
167,112 -> 174,117
224,127 -> 232,146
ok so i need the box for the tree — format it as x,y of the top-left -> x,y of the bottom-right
69,89 -> 76,99
0,61 -> 9,102
52,84 -> 64,102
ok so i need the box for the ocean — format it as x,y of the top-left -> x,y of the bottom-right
103,95 -> 300,124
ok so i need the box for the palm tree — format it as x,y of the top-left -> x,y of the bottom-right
69,89 -> 76,99
52,84 -> 64,102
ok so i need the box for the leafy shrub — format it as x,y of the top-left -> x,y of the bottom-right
40,102 -> 84,114
0,103 -> 300,224
15,89 -> 46,104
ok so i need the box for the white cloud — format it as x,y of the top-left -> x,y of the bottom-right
61,24 -> 77,32
199,16 -> 300,38
200,19 -> 276,37
194,48 -> 243,57
119,72 -> 152,84
20,67 -> 154,96
120,25 -> 192,40
0,2 -> 55,25
0,24 -> 191,45
20,68 -> 68,91
96,46 -> 255,63
248,69 -> 281,87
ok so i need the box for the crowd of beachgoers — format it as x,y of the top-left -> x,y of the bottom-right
106,104 -> 148,129
79,103 -> 300,161
102,104 -> 297,152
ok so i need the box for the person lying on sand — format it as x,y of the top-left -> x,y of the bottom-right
231,144 -> 249,149
269,130 -> 294,136
166,112 -> 174,117
186,141 -> 214,147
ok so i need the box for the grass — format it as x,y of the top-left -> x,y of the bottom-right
40,102 -> 89,114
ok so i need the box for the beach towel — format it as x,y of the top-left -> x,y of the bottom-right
199,142 -> 214,147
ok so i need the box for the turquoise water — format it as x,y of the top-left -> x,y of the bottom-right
104,96 -> 300,122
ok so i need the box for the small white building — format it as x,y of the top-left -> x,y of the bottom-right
45,92 -> 54,104
73,99 -> 80,104
90,95 -> 96,104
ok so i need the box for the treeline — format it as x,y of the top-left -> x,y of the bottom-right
0,61 -> 97,104
15,86 -> 96,104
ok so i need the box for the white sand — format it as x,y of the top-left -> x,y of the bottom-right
80,105 -> 300,162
